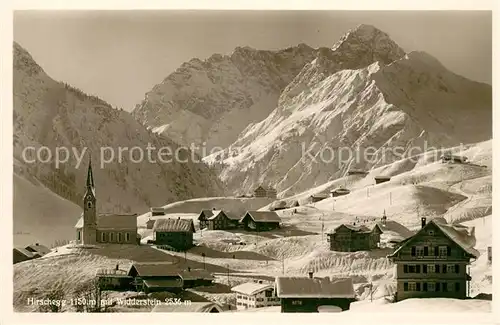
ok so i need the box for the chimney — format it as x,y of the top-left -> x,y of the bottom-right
258,280 -> 263,284
308,271 -> 314,279
35,243 -> 39,246
116,264 -> 119,270
421,217 -> 427,228
187,267 -> 191,272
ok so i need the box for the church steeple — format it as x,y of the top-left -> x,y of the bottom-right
86,154 -> 95,191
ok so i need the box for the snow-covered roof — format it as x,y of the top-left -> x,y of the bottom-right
242,211 -> 281,223
153,218 -> 195,233
74,213 -> 138,229
152,302 -> 223,313
179,269 -> 214,281
206,210 -> 240,221
14,247 -> 38,259
143,278 -> 183,289
333,224 -> 371,233
389,218 -> 479,258
198,210 -> 215,220
25,243 -> 51,255
128,263 -> 179,277
376,220 -> 414,239
231,281 -> 274,295
275,276 -> 355,299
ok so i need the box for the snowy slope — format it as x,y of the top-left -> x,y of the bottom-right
133,44 -> 319,152
13,42 -> 224,240
203,25 -> 491,197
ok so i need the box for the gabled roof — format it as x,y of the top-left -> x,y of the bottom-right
207,210 -> 240,221
231,282 -> 274,295
152,302 -> 223,313
376,220 -> 414,239
74,213 -> 138,229
254,185 -> 276,192
143,278 -> 183,288
241,211 -> 281,223
153,218 -> 195,233
275,277 -> 355,299
14,247 -> 38,259
25,244 -> 51,255
197,210 -> 214,220
128,263 -> 180,277
388,218 -> 479,258
179,269 -> 215,281
334,223 -> 371,233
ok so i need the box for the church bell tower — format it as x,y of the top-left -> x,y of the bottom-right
82,154 -> 97,244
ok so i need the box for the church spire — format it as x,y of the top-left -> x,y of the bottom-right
86,153 -> 95,192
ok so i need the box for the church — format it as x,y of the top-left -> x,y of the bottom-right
74,156 -> 139,245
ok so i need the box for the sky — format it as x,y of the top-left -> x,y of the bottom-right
14,10 -> 492,111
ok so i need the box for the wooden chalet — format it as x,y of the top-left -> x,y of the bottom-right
309,194 -> 328,203
13,247 -> 41,264
275,274 -> 356,312
201,210 -> 240,230
374,176 -> 391,184
253,186 -> 277,199
127,263 -> 184,294
179,268 -> 215,288
25,243 -> 51,256
150,207 -> 165,216
96,266 -> 134,291
330,187 -> 350,198
440,153 -> 468,164
153,218 -> 195,251
240,211 -> 281,231
387,217 -> 479,302
327,223 -> 382,252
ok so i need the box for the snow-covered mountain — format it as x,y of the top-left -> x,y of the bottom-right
132,43 -> 320,152
13,42 -> 224,243
202,24 -> 492,197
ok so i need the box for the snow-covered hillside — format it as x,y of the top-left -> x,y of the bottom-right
13,42 -> 224,245
133,44 -> 319,152
203,25 -> 491,197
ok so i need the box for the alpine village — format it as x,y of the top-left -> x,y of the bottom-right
14,153 -> 491,313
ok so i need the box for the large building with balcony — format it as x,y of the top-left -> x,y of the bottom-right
387,217 -> 479,301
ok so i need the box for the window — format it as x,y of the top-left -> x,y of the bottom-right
101,232 -> 106,242
435,283 -> 441,292
408,265 -> 416,273
109,233 -> 114,242
408,282 -> 417,291
411,246 -> 416,256
455,282 -> 460,292
77,231 -> 81,241
117,233 -> 122,242
428,282 -> 436,292
423,246 -> 429,256
435,264 -> 441,273
423,283 -> 428,292
416,283 -> 421,291
404,282 -> 408,291
125,233 -> 130,242
442,264 -> 447,274
416,246 -> 424,257
454,264 -> 460,273
416,265 -> 421,273
265,290 -> 272,297
428,264 -> 435,273
439,246 -> 448,257
442,283 -> 448,292
428,230 -> 434,236
423,264 -> 428,273
447,265 -> 455,273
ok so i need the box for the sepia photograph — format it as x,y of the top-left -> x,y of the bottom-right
9,7 -> 493,316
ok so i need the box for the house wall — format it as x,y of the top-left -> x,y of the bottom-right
254,189 -> 267,197
280,297 -> 354,313
155,231 -> 193,251
235,288 -> 280,310
329,227 -> 374,252
97,276 -> 134,291
392,223 -> 472,301
208,214 -> 230,230
97,229 -> 137,244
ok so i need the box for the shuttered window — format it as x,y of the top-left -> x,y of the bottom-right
454,264 -> 460,273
